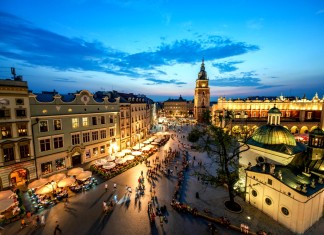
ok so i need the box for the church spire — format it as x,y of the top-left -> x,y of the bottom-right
198,57 -> 207,80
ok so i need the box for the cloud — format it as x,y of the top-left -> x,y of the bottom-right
53,78 -> 77,83
212,61 -> 243,73
0,12 -> 259,81
144,78 -> 187,86
209,71 -> 282,89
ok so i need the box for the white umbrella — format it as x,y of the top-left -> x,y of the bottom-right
48,173 -> 66,182
143,140 -> 151,144
67,167 -> 84,176
94,159 -> 108,166
142,146 -> 152,151
0,198 -> 16,213
151,141 -> 159,145
0,190 -> 14,200
28,178 -> 49,189
115,158 -> 126,164
114,152 -> 125,158
76,171 -> 92,181
132,146 -> 140,151
58,177 -> 76,188
35,184 -> 55,195
122,149 -> 132,154
124,155 -> 135,161
132,151 -> 142,156
103,162 -> 116,170
106,155 -> 116,162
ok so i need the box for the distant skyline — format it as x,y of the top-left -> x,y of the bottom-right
0,0 -> 324,101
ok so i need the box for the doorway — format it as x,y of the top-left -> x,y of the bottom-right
72,153 -> 82,166
10,169 -> 28,187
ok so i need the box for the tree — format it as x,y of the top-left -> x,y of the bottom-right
188,110 -> 250,211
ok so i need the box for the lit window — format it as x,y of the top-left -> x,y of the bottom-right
54,119 -> 62,130
72,118 -> 79,129
82,117 -> 88,127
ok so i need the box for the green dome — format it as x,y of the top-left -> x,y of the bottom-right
250,125 -> 296,146
310,127 -> 324,136
268,106 -> 281,114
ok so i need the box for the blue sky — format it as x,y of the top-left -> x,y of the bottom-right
0,0 -> 324,101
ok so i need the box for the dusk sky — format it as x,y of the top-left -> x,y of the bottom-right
1,0 -> 324,101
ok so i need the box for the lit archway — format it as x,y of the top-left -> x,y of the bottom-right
300,126 -> 308,134
310,126 -> 318,132
291,126 -> 299,134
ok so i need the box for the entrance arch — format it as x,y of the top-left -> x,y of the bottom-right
68,145 -> 85,167
291,126 -> 299,134
300,126 -> 309,134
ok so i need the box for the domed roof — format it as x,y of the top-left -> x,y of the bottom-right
268,106 -> 281,114
310,127 -> 324,136
250,125 -> 296,146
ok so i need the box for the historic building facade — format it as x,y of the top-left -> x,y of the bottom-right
0,77 -> 36,189
29,90 -> 121,178
212,93 -> 324,135
242,107 -> 324,234
163,95 -> 193,118
117,93 -> 152,148
194,59 -> 210,123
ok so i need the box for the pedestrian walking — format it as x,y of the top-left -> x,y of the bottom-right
105,183 -> 108,192
113,183 -> 117,190
40,214 -> 45,226
64,197 -> 69,208
54,221 -> 62,235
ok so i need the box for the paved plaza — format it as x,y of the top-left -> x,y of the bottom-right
2,125 -> 324,235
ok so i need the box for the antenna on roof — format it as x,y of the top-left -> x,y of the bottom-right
11,67 -> 16,79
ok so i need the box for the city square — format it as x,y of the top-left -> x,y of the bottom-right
1,1 -> 324,235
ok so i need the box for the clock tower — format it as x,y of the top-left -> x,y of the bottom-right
194,58 -> 210,123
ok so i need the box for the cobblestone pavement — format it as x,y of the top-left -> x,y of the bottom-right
2,124 -> 323,235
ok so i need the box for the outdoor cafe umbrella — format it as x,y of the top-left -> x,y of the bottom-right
0,190 -> 15,200
115,158 -> 126,164
35,184 -> 55,195
142,146 -> 151,151
143,140 -> 151,144
114,152 -> 125,158
0,198 -> 16,213
131,151 -> 142,156
122,149 -> 132,154
102,162 -> 116,170
28,178 -> 49,189
94,159 -> 108,166
57,177 -> 76,188
76,171 -> 92,181
48,173 -> 66,182
151,141 -> 159,145
124,155 -> 135,161
106,155 -> 115,162
132,146 -> 140,151
67,167 -> 84,176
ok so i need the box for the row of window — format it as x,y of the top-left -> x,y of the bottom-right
39,129 -> 114,152
251,189 -> 290,216
2,143 -> 30,162
0,108 -> 27,119
0,123 -> 28,139
41,145 -> 107,175
39,115 -> 116,132
131,106 -> 147,112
